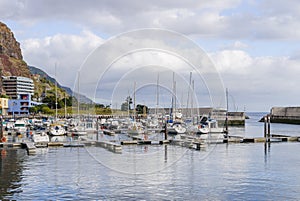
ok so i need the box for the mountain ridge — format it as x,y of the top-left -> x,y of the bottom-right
28,65 -> 93,104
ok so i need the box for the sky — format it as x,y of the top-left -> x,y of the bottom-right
1,0 -> 300,112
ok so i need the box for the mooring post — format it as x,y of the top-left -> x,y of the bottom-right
264,116 -> 267,139
96,117 -> 99,141
267,115 -> 271,142
0,116 -> 3,140
164,122 -> 167,140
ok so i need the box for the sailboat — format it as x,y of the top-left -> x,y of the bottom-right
127,82 -> 145,136
49,64 -> 66,136
167,73 -> 187,135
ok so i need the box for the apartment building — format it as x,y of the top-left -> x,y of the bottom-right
8,93 -> 41,115
2,76 -> 34,99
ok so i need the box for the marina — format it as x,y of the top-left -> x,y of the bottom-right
1,112 -> 300,200
1,1 -> 300,200
1,112 -> 300,154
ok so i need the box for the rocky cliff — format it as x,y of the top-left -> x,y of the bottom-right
0,22 -> 31,78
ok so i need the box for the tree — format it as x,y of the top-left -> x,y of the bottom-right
0,94 -> 9,98
62,96 -> 73,107
42,96 -> 56,109
95,103 -> 105,108
29,104 -> 53,115
121,102 -> 129,111
121,96 -> 132,111
136,104 -> 148,115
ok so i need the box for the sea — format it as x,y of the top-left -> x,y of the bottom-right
1,112 -> 300,200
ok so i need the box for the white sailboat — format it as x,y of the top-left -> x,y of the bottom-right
167,73 -> 187,135
127,82 -> 145,136
48,64 -> 67,136
49,124 -> 66,136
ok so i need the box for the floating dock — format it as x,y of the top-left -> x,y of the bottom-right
95,141 -> 122,153
21,142 -> 36,155
1,133 -> 300,155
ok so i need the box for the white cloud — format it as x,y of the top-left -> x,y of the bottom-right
210,49 -> 300,111
1,0 -> 300,111
1,0 -> 300,40
211,50 -> 252,73
21,30 -> 104,87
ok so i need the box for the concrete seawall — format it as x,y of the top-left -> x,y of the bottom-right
269,107 -> 300,124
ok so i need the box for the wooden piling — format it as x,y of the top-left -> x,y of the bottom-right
267,115 -> 271,142
264,116 -> 267,138
164,123 -> 167,140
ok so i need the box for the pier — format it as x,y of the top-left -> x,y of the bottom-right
1,129 -> 300,155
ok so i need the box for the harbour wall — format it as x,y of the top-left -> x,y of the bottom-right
270,107 -> 300,124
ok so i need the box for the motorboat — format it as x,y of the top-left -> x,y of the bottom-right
167,121 -> 187,135
49,124 -> 66,136
32,131 -> 50,144
194,116 -> 225,134
127,121 -> 145,136
14,119 -> 27,134
69,126 -> 87,136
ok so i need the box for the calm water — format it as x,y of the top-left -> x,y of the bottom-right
1,112 -> 300,200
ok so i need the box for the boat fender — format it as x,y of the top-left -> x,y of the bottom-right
1,136 -> 7,142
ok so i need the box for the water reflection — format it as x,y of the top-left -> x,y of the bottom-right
264,142 -> 271,157
0,148 -> 26,200
2,113 -> 300,200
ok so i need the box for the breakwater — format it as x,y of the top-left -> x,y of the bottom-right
263,107 -> 300,124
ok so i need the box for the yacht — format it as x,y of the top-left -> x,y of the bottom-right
14,119 -> 27,134
49,124 -> 66,136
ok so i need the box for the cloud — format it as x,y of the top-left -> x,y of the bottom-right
221,41 -> 249,50
21,30 -> 104,86
2,0 -> 300,40
210,49 -> 300,111
2,0 -> 300,111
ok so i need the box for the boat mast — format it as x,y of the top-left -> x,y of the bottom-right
55,63 -> 58,121
77,71 -> 80,118
133,81 -> 136,121
172,72 -> 175,120
191,80 -> 194,118
155,73 -> 159,115
186,72 -> 192,117
225,88 -> 229,136
127,90 -> 130,117
64,93 -> 67,118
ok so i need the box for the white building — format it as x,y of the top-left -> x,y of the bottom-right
2,76 -> 34,99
